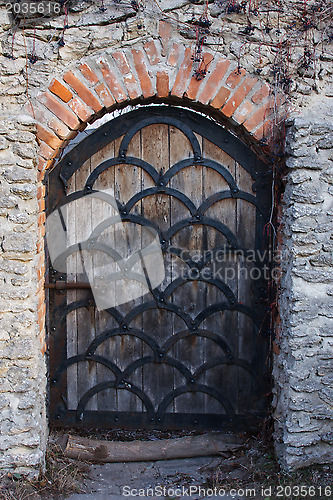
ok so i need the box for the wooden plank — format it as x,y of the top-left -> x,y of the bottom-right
66,166 -> 78,411
66,157 -> 96,410
169,128 -> 205,415
201,139 -> 238,415
235,163 -> 256,414
76,157 -> 99,411
113,132 -> 144,412
89,140 -> 118,411
140,124 -> 173,414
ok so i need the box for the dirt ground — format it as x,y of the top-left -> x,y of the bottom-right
0,431 -> 331,500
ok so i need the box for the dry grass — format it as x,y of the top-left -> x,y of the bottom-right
203,436 -> 332,500
0,443 -> 89,500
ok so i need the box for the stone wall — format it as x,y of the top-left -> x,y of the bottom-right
0,0 -> 332,475
0,115 -> 47,476
274,104 -> 333,469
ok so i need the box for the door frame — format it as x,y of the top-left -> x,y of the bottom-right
45,105 -> 273,431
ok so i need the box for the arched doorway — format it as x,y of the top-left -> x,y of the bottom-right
46,105 -> 272,431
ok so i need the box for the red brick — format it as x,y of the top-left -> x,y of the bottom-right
253,124 -> 265,141
254,120 -> 273,141
37,156 -> 48,172
39,225 -> 45,238
31,105 -> 73,140
37,169 -> 45,182
38,212 -> 46,227
39,92 -> 80,130
94,83 -> 115,108
98,60 -> 127,102
222,76 -> 257,117
167,43 -> 181,67
243,103 -> 270,132
233,100 -> 254,124
38,197 -> 45,212
63,71 -> 102,113
37,184 -> 46,200
37,238 -> 44,254
131,49 -> 154,98
48,117 -> 73,140
225,68 -> 246,88
37,301 -> 46,320
123,72 -> 141,99
159,20 -> 172,55
171,47 -> 193,98
252,83 -> 270,104
109,54 -> 136,99
198,58 -> 230,104
79,63 -> 99,84
68,96 -> 92,122
186,53 -> 214,100
144,40 -> 161,65
112,51 -> 131,74
49,79 -> 73,103
39,141 -> 58,160
210,87 -> 231,109
37,289 -> 45,310
156,71 -> 169,98
36,123 -> 63,150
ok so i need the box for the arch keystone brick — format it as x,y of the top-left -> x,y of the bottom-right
156,71 -> 169,98
131,49 -> 154,98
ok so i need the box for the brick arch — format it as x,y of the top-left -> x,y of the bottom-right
32,25 -> 280,348
30,22 -> 280,173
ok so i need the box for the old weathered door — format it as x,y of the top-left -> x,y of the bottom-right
47,106 -> 272,430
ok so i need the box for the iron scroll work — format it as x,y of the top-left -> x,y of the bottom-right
47,106 -> 272,430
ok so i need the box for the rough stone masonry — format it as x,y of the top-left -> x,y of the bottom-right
0,0 -> 332,475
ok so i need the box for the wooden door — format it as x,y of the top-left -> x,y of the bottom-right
47,106 -> 272,431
